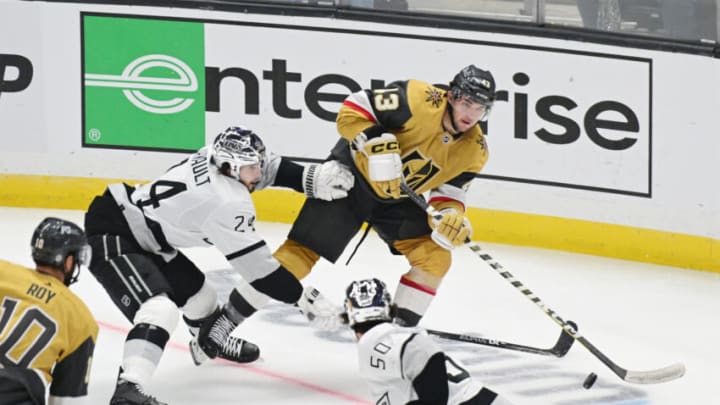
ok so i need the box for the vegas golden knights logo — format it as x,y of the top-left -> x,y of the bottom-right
424,87 -> 443,108
402,150 -> 440,191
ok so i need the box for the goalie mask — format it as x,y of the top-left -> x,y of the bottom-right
449,64 -> 496,121
31,217 -> 91,286
211,126 -> 267,181
344,278 -> 393,326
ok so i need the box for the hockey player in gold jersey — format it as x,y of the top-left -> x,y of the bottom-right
0,217 -> 97,405
276,65 -> 495,328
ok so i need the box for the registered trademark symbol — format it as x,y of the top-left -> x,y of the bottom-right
88,128 -> 101,141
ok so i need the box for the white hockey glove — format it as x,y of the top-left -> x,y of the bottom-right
302,160 -> 355,201
297,286 -> 345,332
431,209 -> 472,250
354,132 -> 403,199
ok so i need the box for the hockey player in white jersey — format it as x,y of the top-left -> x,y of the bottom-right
344,278 -> 514,405
84,126 -> 354,405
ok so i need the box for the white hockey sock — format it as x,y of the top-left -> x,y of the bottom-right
121,295 -> 177,386
393,276 -> 436,325
120,346 -> 161,386
181,279 -> 219,321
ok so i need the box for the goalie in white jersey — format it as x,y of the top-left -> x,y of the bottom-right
345,278 -> 514,405
84,126 -> 353,405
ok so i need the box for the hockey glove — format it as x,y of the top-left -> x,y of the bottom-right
355,132 -> 403,199
297,286 -> 345,332
302,160 -> 355,201
431,209 -> 472,250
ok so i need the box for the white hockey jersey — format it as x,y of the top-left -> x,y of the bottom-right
108,146 -> 283,282
357,322 -> 483,405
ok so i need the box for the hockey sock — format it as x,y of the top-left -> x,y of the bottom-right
393,276 -> 436,326
119,323 -> 170,386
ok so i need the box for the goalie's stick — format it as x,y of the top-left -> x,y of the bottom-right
426,320 -> 576,358
399,182 -> 686,384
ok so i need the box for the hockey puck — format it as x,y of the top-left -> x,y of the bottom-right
583,372 -> 597,389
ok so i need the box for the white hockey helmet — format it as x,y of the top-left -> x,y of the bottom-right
344,278 -> 393,326
211,126 -> 267,180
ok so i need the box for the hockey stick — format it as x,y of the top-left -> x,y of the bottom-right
399,182 -> 686,384
426,320 -> 576,358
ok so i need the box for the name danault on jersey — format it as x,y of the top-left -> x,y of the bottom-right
190,149 -> 211,186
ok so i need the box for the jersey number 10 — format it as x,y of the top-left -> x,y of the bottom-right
0,297 -> 57,367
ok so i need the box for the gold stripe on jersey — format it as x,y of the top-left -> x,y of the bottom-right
0,260 -> 98,391
337,79 -> 489,199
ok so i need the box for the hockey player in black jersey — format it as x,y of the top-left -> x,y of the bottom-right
345,278 -> 514,405
84,126 -> 354,405
0,217 -> 97,405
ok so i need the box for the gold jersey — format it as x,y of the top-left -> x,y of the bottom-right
337,79 -> 488,204
0,259 -> 97,399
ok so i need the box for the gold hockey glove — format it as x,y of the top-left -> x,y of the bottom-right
431,209 -> 472,250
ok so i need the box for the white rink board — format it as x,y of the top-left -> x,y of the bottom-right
204,22 -> 652,195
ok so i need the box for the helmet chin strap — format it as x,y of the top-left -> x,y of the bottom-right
64,255 -> 81,286
444,101 -> 461,135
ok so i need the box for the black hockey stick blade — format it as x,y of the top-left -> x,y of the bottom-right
427,319 -> 575,358
549,319 -> 576,357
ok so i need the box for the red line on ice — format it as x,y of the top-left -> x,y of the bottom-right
96,320 -> 371,404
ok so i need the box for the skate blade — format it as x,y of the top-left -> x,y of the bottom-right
189,338 -> 209,366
